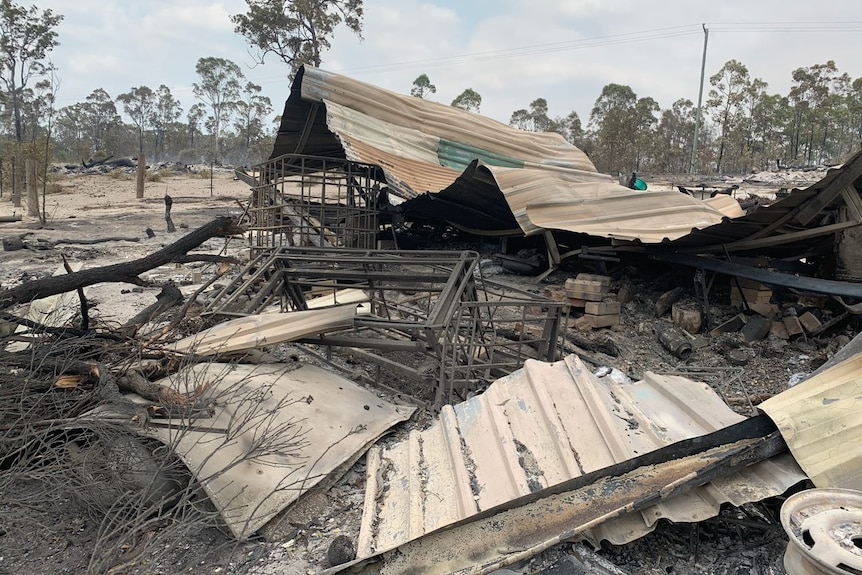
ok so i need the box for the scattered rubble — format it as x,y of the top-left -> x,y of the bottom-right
4,67 -> 862,575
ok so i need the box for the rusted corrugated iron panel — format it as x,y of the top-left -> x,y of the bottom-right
760,352 -> 862,492
297,67 -> 598,175
525,188 -> 732,242
338,133 -> 460,198
270,66 -> 734,241
357,356 -> 806,556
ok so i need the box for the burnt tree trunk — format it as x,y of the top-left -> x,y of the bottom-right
165,195 -> 176,233
0,216 -> 241,309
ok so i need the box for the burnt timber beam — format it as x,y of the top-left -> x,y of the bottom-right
710,219 -> 861,253
795,158 -> 862,225
0,217 -> 241,309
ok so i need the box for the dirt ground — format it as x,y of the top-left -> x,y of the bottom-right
0,169 -> 832,574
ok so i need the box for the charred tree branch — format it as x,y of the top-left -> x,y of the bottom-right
0,217 -> 242,309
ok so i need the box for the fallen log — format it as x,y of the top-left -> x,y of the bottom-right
51,236 -> 140,246
0,216 -> 242,310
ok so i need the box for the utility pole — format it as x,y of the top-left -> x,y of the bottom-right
689,24 -> 709,174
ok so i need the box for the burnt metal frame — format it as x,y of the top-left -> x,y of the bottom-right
205,247 -> 565,407
248,154 -> 382,253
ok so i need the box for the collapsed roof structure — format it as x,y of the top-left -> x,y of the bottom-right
268,66 -> 739,242
261,66 -> 862,290
6,63 -> 862,575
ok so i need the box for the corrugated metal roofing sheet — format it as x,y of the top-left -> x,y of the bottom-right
146,362 -> 415,539
525,188 -> 734,242
760,352 -> 862,492
357,355 -> 805,556
271,66 -> 734,241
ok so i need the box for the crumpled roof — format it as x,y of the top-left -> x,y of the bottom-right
668,146 -> 862,256
357,355 -> 805,556
271,66 -> 734,241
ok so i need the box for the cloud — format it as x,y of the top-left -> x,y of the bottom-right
25,0 -> 862,133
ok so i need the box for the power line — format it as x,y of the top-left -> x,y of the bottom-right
47,20 -> 862,106
330,21 -> 862,76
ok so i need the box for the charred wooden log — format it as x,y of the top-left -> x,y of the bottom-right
0,216 -> 242,310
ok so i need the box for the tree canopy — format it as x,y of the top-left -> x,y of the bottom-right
193,57 -> 244,162
1,18 -> 861,179
0,0 -> 63,143
117,86 -> 156,155
231,0 -> 363,77
452,88 -> 482,113
410,74 -> 436,99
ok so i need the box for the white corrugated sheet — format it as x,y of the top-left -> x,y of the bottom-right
147,362 -> 415,539
760,352 -> 862,492
5,262 -> 85,352
358,355 -> 805,556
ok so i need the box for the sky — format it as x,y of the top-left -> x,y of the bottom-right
34,0 -> 862,130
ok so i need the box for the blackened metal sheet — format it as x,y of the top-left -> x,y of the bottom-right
357,356 -> 806,556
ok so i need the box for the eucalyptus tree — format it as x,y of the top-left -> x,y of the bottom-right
410,74 -> 436,99
788,60 -> 841,163
233,81 -> 272,150
0,0 -> 63,144
451,88 -> 482,113
631,96 -> 659,170
55,102 -> 89,160
587,83 -> 638,173
187,103 -> 206,150
232,0 -> 363,77
509,98 -> 553,132
193,57 -> 244,162
82,88 -> 121,154
655,99 -> 696,173
557,110 -> 584,147
849,77 -> 862,155
707,59 -> 750,173
509,99 -> 584,147
152,85 -> 183,161
818,71 -> 852,162
117,85 -> 156,155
